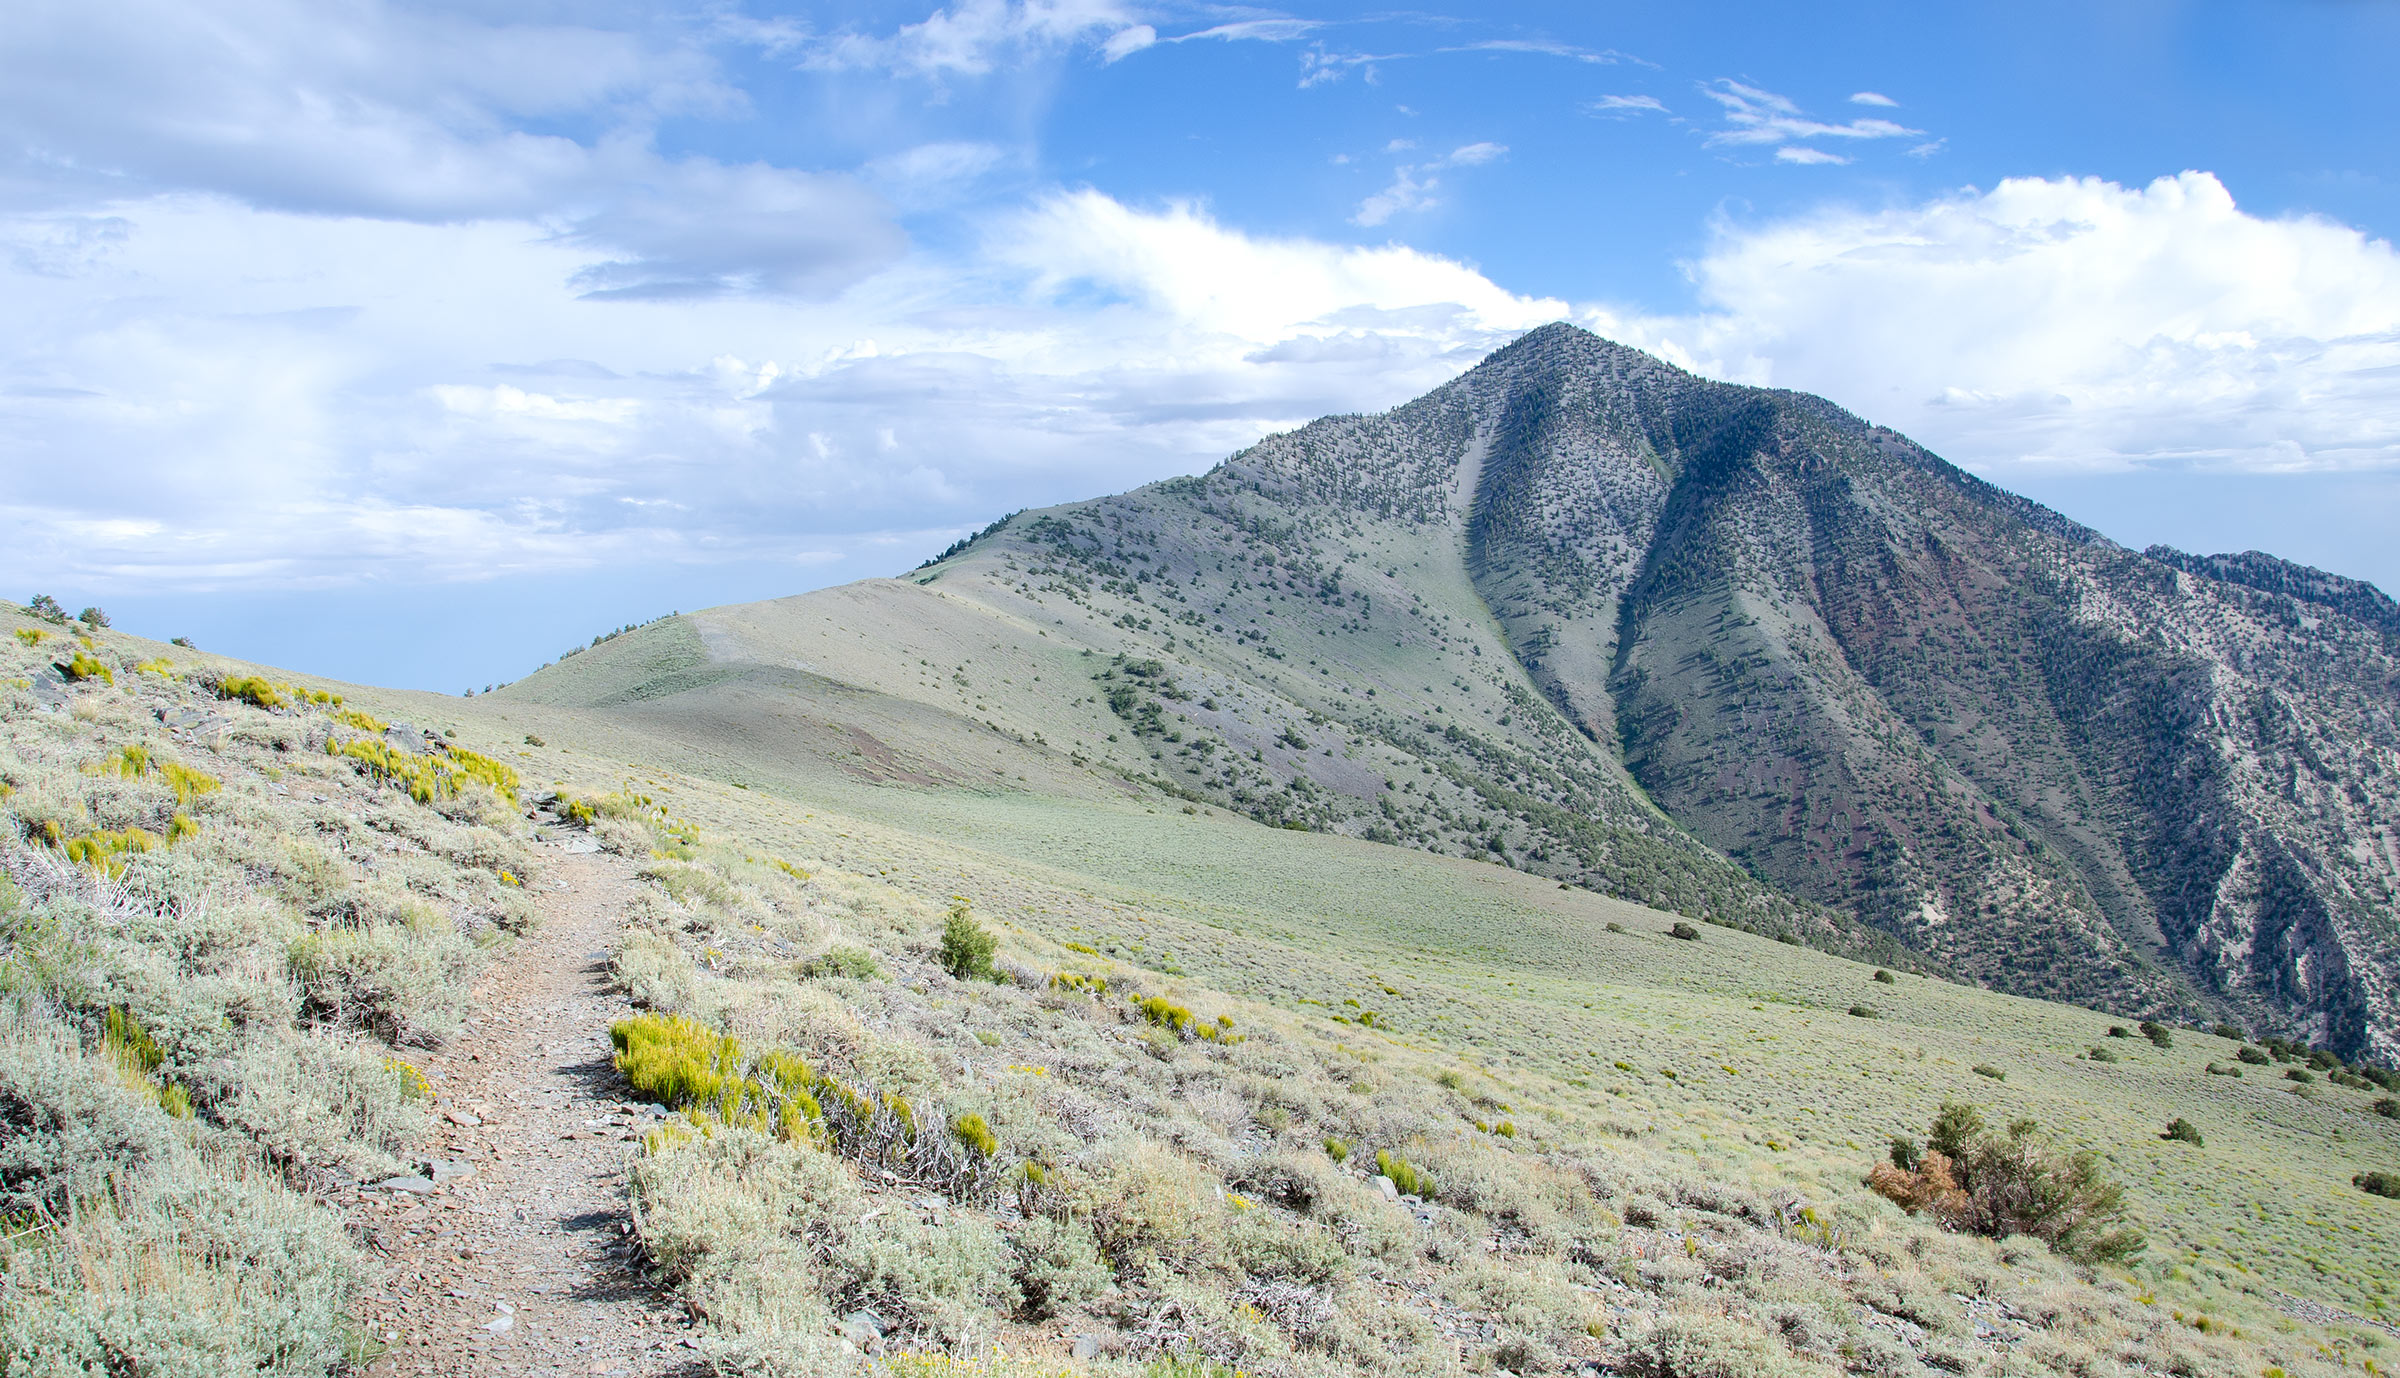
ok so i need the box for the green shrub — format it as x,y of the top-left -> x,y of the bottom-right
802,945 -> 882,980
288,921 -> 474,1047
1971,1064 -> 2005,1081
60,826 -> 163,876
2107,1025 -> 2131,1039
2285,1067 -> 2315,1084
2162,1118 -> 2203,1146
1872,968 -> 1895,984
2236,1045 -> 2270,1065
1132,994 -> 1194,1036
0,1143 -> 366,1374
216,675 -> 284,708
2373,1097 -> 2397,1118
939,898 -> 997,981
27,594 -> 66,623
1008,1215 -> 1110,1319
953,1112 -> 997,1157
1375,1147 -> 1435,1200
2356,1171 -> 2400,1200
2205,1063 -> 2241,1077
1322,1136 -> 1349,1165
2087,1045 -> 2118,1063
2140,1021 -> 2175,1049
1848,1005 -> 1878,1019
0,1025 -> 180,1219
1621,1311 -> 1817,1378
1868,1099 -> 2141,1264
61,650 -> 112,685
1668,921 -> 1700,941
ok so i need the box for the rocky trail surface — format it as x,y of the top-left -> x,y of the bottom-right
351,846 -> 701,1377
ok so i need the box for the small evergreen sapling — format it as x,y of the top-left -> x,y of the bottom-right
939,897 -> 998,981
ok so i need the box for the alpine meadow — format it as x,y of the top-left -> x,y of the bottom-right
7,325 -> 2400,1378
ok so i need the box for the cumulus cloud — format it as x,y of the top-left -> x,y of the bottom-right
0,0 -> 905,299
0,189 -> 1562,593
1624,172 -> 2400,474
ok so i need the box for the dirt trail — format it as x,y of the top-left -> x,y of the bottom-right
353,846 -> 699,1377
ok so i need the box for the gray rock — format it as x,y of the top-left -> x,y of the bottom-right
1375,1175 -> 1401,1202
1071,1334 -> 1103,1361
839,1310 -> 885,1353
374,1175 -> 436,1194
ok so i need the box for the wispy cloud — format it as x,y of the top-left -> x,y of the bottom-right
1775,146 -> 1848,165
1587,93 -> 1668,117
1353,142 -> 1509,226
1107,15 -> 1325,61
1700,79 -> 1921,157
1299,45 -> 1406,88
802,0 -> 1141,78
1445,38 -> 1630,64
1849,90 -> 1899,107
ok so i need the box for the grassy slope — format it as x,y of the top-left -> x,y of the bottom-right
455,603 -> 2400,1323
11,600 -> 2398,1374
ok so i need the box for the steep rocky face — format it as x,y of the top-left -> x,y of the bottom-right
930,324 -> 2399,1058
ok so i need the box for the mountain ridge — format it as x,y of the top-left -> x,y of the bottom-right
505,322 -> 2400,1061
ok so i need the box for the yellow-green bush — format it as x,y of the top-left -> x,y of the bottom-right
62,826 -> 162,875
331,736 -> 516,805
442,744 -> 519,798
1048,970 -> 1105,997
1133,993 -> 1195,1035
13,628 -> 44,647
1375,1147 -> 1436,1200
102,1007 -> 190,1120
98,744 -> 218,806
216,675 -> 285,709
62,651 -> 113,685
953,1111 -> 997,1157
336,709 -> 387,733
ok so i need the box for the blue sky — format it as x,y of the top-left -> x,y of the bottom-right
6,0 -> 2398,690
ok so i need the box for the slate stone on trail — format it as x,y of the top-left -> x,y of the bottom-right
376,1175 -> 437,1194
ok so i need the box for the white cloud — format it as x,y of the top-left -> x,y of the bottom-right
1101,24 -> 1156,61
1622,172 -> 2400,475
1173,20 -> 1320,45
0,190 -> 1564,592
1848,91 -> 1898,106
1588,94 -> 1668,115
0,0 -> 904,300
1449,39 -> 1628,64
1774,146 -> 1849,166
1351,142 -> 1507,225
804,0 -> 1137,77
1699,79 -> 1920,151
